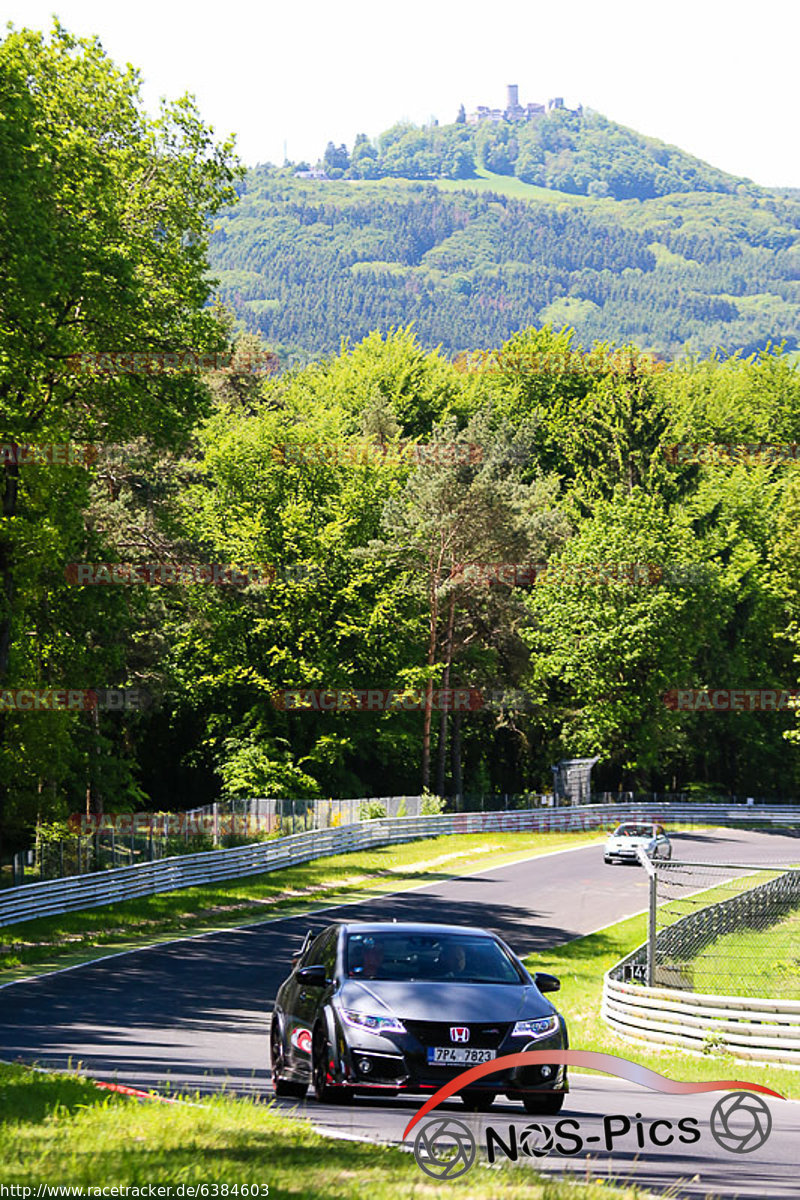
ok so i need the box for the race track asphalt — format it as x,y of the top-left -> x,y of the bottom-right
1,826 -> 798,1199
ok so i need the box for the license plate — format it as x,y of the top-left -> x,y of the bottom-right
427,1046 -> 497,1065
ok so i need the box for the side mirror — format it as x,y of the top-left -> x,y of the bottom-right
297,964 -> 328,987
535,971 -> 560,994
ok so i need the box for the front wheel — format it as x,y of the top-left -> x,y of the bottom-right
312,1021 -> 345,1104
522,1091 -> 565,1115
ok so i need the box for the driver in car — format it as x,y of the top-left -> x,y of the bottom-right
360,937 -> 384,979
439,942 -> 468,978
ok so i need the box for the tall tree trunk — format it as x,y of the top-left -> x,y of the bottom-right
0,458 -> 19,680
421,551 -> 439,790
0,457 -> 20,852
436,588 -> 457,796
451,709 -> 463,805
87,703 -> 103,817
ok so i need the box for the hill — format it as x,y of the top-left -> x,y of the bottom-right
207,111 -> 800,364
209,182 -> 799,363
316,107 -> 749,201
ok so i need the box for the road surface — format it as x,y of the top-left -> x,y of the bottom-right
1,826 -> 798,1198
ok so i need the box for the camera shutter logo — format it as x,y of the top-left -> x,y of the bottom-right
710,1092 -> 772,1153
450,1026 -> 470,1043
413,1117 -> 477,1180
519,1121 -> 554,1158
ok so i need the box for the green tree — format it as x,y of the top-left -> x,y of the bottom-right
0,21 -> 239,843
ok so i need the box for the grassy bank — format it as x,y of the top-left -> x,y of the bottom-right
0,830 -> 604,984
529,913 -> 800,1099
690,902 -> 800,999
0,1061 -> 640,1198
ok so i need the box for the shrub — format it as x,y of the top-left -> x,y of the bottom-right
358,800 -> 387,821
420,791 -> 447,815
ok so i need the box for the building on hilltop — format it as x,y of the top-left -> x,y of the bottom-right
467,86 -> 579,125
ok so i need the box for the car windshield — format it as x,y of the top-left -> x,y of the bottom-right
345,932 -> 524,984
613,825 -> 653,838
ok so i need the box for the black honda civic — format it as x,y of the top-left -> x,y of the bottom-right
270,920 -> 569,1113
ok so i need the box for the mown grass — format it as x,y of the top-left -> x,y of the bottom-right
0,830 -> 605,984
690,903 -> 800,999
433,168 -> 589,205
647,863 -> 800,997
528,912 -> 800,1099
0,1061 -> 642,1198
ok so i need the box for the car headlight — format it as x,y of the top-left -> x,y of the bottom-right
511,1015 -> 559,1038
340,1008 -> 406,1034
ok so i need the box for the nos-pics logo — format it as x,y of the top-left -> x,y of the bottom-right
406,1051 -> 781,1181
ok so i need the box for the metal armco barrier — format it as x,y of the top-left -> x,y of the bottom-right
603,975 -> 800,1066
604,848 -> 800,1066
2,801 -> 800,929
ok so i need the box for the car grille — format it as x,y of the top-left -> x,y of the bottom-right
403,1021 -> 510,1048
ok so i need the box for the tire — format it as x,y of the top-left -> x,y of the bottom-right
270,1019 -> 307,1100
460,1091 -> 496,1112
522,1091 -> 565,1115
312,1019 -> 345,1104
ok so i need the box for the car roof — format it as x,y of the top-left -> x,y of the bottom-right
340,921 -> 499,938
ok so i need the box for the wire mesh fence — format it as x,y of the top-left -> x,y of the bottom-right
6,793 -> 799,887
647,858 -> 800,996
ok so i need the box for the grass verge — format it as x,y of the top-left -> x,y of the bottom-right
0,1061 -> 643,1198
528,913 -> 800,1099
0,830 -> 604,985
689,902 -> 800,999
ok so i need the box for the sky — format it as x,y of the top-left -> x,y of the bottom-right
4,0 -> 800,188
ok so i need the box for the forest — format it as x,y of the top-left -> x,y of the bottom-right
3,25 -> 800,850
210,172 -> 800,362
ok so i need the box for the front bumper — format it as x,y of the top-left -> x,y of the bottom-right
332,1019 -> 569,1095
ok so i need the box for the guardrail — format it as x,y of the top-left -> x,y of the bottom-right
3,801 -> 800,929
604,849 -> 800,1066
603,975 -> 800,1066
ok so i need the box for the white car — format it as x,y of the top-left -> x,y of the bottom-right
604,822 -> 671,865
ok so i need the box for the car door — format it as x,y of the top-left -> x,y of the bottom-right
287,927 -> 337,1073
278,929 -> 319,1070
